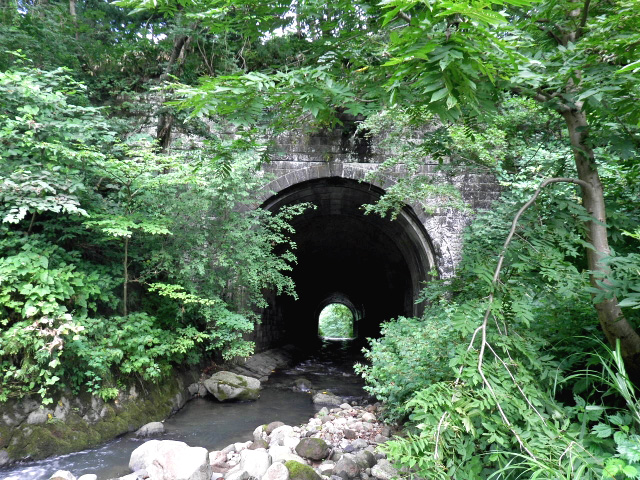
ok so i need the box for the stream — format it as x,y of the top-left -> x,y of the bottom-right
0,339 -> 366,480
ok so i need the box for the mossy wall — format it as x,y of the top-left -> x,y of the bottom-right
0,368 -> 199,465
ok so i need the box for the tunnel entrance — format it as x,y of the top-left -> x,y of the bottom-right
259,177 -> 436,348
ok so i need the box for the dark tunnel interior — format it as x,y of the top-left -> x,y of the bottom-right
260,177 -> 435,347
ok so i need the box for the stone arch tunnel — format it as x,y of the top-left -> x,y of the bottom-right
167,122 -> 500,349
256,176 -> 437,348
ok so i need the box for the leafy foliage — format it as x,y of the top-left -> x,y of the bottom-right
0,64 -> 307,403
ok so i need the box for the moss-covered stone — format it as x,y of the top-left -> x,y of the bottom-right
285,461 -> 322,480
295,437 -> 329,460
0,368 -> 199,464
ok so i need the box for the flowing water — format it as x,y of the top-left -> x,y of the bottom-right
0,339 -> 366,480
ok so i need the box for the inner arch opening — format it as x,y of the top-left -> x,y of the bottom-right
258,176 -> 436,349
318,303 -> 355,340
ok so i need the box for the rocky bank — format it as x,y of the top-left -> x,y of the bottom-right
50,402 -> 398,480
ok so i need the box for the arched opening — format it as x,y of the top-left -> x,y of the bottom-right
256,176 -> 436,349
318,303 -> 356,339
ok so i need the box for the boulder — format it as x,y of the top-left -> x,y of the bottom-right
295,438 -> 329,461
370,460 -> 398,480
292,378 -> 312,392
333,455 -> 359,479
50,471 -> 76,480
78,475 -> 98,480
204,371 -> 261,402
263,461 -> 290,480
129,439 -> 211,480
285,461 -> 323,480
135,421 -> 165,437
354,450 -> 376,469
266,421 -> 286,435
269,425 -> 297,446
240,448 -> 272,478
312,392 -> 342,406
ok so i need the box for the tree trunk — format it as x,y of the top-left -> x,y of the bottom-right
157,34 -> 192,151
562,108 -> 640,381
123,236 -> 128,317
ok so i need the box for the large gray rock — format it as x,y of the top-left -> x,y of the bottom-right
370,460 -> 398,480
78,475 -> 98,480
204,371 -> 261,402
135,421 -> 165,437
354,450 -> 376,469
129,439 -> 211,480
263,461 -> 290,480
295,438 -> 329,460
312,392 -> 342,406
227,349 -> 294,382
0,450 -> 9,467
240,448 -> 272,478
333,455 -> 359,479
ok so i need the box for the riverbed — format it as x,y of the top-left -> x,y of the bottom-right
0,340 -> 366,480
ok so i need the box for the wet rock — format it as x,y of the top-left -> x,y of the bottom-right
285,460 -> 322,480
361,413 -> 376,423
129,439 -> 211,480
266,421 -> 286,434
227,348 -> 294,382
49,471 -> 76,480
0,450 -> 9,467
204,371 -> 261,402
350,439 -> 368,450
343,429 -> 357,440
312,392 -> 342,406
354,451 -> 376,470
293,378 -> 313,392
370,460 -> 398,480
263,461 -> 290,480
250,439 -> 270,450
27,408 -> 50,425
333,455 -> 359,479
135,421 -> 165,437
240,448 -> 272,478
269,425 -> 297,446
295,437 -> 329,460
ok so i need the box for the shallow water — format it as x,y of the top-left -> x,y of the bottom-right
0,339 -> 366,480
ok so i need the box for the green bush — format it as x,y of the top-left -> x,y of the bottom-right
355,309 -> 459,421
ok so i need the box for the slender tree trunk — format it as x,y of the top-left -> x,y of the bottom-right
157,34 -> 192,151
561,108 -> 640,381
123,236 -> 129,317
69,0 -> 78,40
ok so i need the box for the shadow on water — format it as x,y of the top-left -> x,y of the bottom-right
0,339 -> 368,480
